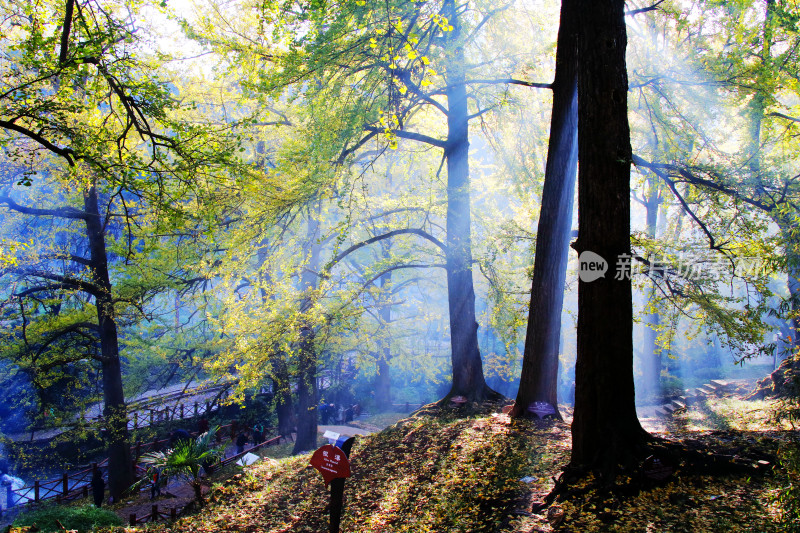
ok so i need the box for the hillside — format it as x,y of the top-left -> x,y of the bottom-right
93,396 -> 796,533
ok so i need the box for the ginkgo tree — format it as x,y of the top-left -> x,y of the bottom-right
0,0 -> 240,498
182,0 -> 559,405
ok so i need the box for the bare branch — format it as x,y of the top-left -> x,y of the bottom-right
625,0 -> 666,16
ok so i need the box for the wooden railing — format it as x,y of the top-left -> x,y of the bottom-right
1,425 -> 285,520
127,434 -> 287,526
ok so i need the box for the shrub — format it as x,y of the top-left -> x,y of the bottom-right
12,503 -> 122,532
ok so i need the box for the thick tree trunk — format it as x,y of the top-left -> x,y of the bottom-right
292,208 -> 320,454
442,0 -> 496,402
570,0 -> 649,473
292,324 -> 318,454
272,356 -> 295,438
84,185 -> 133,501
513,0 -> 578,419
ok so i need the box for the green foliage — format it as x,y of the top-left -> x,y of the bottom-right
137,426 -> 224,504
12,504 -> 122,533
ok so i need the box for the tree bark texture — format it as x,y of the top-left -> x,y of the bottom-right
571,0 -> 649,471
84,185 -> 133,500
293,208 -> 321,454
513,0 -> 578,418
442,0 -> 494,402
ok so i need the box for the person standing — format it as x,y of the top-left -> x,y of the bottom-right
320,402 -> 329,425
236,431 -> 248,455
150,468 -> 162,500
91,469 -> 105,507
252,423 -> 264,445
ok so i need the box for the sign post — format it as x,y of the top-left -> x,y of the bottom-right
310,436 -> 355,533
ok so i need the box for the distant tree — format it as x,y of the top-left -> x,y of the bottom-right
185,0 -> 556,403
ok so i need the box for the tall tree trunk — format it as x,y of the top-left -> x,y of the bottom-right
84,184 -> 133,500
442,0 -> 496,402
512,0 -> 578,419
272,356 -> 295,438
373,265 -> 392,412
292,324 -> 318,454
641,175 -> 663,398
256,244 -> 296,438
292,207 -> 321,454
570,0 -> 649,473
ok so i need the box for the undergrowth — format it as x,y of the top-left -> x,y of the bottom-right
11,503 -> 122,532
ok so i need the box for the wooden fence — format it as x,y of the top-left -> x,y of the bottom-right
0,422 -> 249,515
127,434 -> 287,526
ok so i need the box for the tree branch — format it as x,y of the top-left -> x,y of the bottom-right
632,155 -> 775,212
0,194 -> 88,220
325,228 -> 446,274
363,126 -> 447,149
625,0 -> 665,16
14,270 -> 102,298
466,79 -> 552,89
59,0 -> 76,64
0,120 -> 76,166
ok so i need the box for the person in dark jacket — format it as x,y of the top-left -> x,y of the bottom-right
252,423 -> 264,445
236,431 -> 248,455
150,468 -> 162,500
91,469 -> 105,507
170,428 -> 192,446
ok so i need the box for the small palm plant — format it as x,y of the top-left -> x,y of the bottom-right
137,426 -> 223,507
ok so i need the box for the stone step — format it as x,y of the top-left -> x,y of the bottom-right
663,404 -> 676,413
654,407 -> 670,418
709,379 -> 732,391
696,386 -> 714,396
704,382 -> 719,391
670,400 -> 686,411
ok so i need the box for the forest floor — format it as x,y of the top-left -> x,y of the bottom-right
73,389 -> 795,533
8,394 -> 798,532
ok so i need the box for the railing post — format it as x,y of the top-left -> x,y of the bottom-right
152,504 -> 159,521
134,412 -> 138,430
231,421 -> 238,442
82,485 -> 88,498
171,506 -> 177,520
62,473 -> 69,495
180,403 -> 184,419
34,480 -> 40,501
130,513 -> 137,526
150,410 -> 154,425
194,402 -> 198,418
6,483 -> 13,509
136,441 -> 142,459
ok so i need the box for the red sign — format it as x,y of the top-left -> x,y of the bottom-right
310,444 -> 351,486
